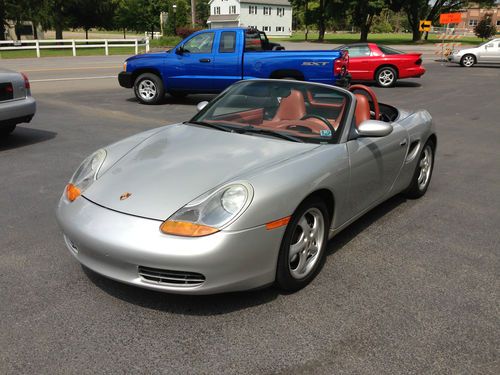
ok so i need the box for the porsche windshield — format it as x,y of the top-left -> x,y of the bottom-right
189,80 -> 350,143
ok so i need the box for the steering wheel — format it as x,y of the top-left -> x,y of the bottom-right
349,84 -> 380,121
300,114 -> 335,132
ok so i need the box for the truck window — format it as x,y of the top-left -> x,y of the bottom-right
245,32 -> 263,52
183,32 -> 215,54
219,32 -> 236,53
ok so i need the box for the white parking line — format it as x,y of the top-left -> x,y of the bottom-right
31,75 -> 116,82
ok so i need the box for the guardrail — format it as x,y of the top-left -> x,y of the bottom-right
0,38 -> 150,57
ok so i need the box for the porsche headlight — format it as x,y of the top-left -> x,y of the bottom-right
160,183 -> 253,237
65,149 -> 106,202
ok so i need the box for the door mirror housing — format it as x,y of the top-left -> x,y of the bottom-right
357,120 -> 393,137
176,46 -> 184,55
197,101 -> 209,112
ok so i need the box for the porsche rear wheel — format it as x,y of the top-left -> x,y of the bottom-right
134,73 -> 164,105
276,197 -> 330,292
404,139 -> 435,199
375,66 -> 397,87
460,54 -> 476,67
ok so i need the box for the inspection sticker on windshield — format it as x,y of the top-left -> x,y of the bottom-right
320,130 -> 332,137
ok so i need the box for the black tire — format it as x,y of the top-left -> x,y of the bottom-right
133,73 -> 165,105
0,123 -> 16,136
375,66 -> 397,88
460,54 -> 476,67
276,196 -> 330,292
404,139 -> 435,199
169,91 -> 188,99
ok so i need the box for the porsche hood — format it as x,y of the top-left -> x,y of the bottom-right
83,124 -> 319,221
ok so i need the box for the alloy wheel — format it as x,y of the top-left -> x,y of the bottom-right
138,79 -> 157,100
288,208 -> 325,279
417,145 -> 433,191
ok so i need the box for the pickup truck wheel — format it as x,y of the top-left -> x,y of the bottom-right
0,123 -> 16,136
375,67 -> 397,87
134,73 -> 164,105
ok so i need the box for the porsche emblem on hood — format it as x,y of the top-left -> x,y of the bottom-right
120,192 -> 132,201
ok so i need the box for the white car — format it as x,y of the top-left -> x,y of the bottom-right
448,38 -> 500,67
0,68 -> 36,135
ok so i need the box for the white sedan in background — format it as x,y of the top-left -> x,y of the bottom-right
0,68 -> 36,135
448,38 -> 500,67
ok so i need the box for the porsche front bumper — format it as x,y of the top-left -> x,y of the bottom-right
56,196 -> 285,294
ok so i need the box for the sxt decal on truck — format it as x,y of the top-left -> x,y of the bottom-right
302,62 -> 330,66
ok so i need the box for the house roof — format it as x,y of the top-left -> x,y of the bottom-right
240,0 -> 291,5
207,14 -> 240,23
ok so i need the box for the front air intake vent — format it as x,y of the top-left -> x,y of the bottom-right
138,266 -> 205,286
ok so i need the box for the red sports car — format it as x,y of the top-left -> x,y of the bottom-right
339,43 -> 426,87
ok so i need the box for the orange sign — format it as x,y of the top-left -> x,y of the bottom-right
439,13 -> 462,24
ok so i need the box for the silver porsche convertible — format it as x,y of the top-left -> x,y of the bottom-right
56,80 -> 436,295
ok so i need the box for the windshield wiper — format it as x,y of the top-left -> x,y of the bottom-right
240,126 -> 304,143
185,121 -> 234,133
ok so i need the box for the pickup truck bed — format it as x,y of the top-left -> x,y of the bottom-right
119,27 -> 349,104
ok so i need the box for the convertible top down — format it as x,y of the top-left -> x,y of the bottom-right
57,80 -> 436,294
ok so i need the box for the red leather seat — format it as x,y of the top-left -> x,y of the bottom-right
354,94 -> 371,128
272,90 -> 306,121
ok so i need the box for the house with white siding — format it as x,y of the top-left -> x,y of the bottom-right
207,0 -> 292,36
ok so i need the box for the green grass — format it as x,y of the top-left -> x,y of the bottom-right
274,32 -> 483,45
0,46 -> 147,59
149,36 -> 182,49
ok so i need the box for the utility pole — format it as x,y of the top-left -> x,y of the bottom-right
191,0 -> 196,27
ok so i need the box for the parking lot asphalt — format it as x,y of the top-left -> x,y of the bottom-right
1,57 -> 499,374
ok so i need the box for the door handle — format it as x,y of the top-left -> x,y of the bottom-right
400,139 -> 408,147
199,58 -> 211,63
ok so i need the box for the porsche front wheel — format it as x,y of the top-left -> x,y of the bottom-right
134,73 -> 165,105
276,197 -> 330,292
405,139 -> 435,199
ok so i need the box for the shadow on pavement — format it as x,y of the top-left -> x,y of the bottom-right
326,194 -> 407,256
84,266 -> 279,315
0,127 -> 57,151
125,94 -> 217,106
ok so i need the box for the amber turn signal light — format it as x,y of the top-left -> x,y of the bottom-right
66,183 -> 81,202
160,220 -> 219,237
266,216 -> 291,230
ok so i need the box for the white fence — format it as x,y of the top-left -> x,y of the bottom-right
0,38 -> 150,57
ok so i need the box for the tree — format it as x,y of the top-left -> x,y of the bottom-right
66,0 -> 115,39
195,0 -> 210,26
474,13 -> 495,39
349,0 -> 386,42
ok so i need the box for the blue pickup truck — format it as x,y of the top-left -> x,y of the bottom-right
118,27 -> 350,104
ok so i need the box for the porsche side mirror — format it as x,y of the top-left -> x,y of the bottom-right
176,46 -> 184,55
357,120 -> 393,137
197,101 -> 209,112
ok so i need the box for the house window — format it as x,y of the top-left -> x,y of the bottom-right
277,8 -> 285,17
263,26 -> 271,32
276,26 -> 284,32
213,7 -> 220,15
249,5 -> 257,14
497,20 -> 500,26
229,5 -> 236,14
468,19 -> 478,26
263,7 -> 272,15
